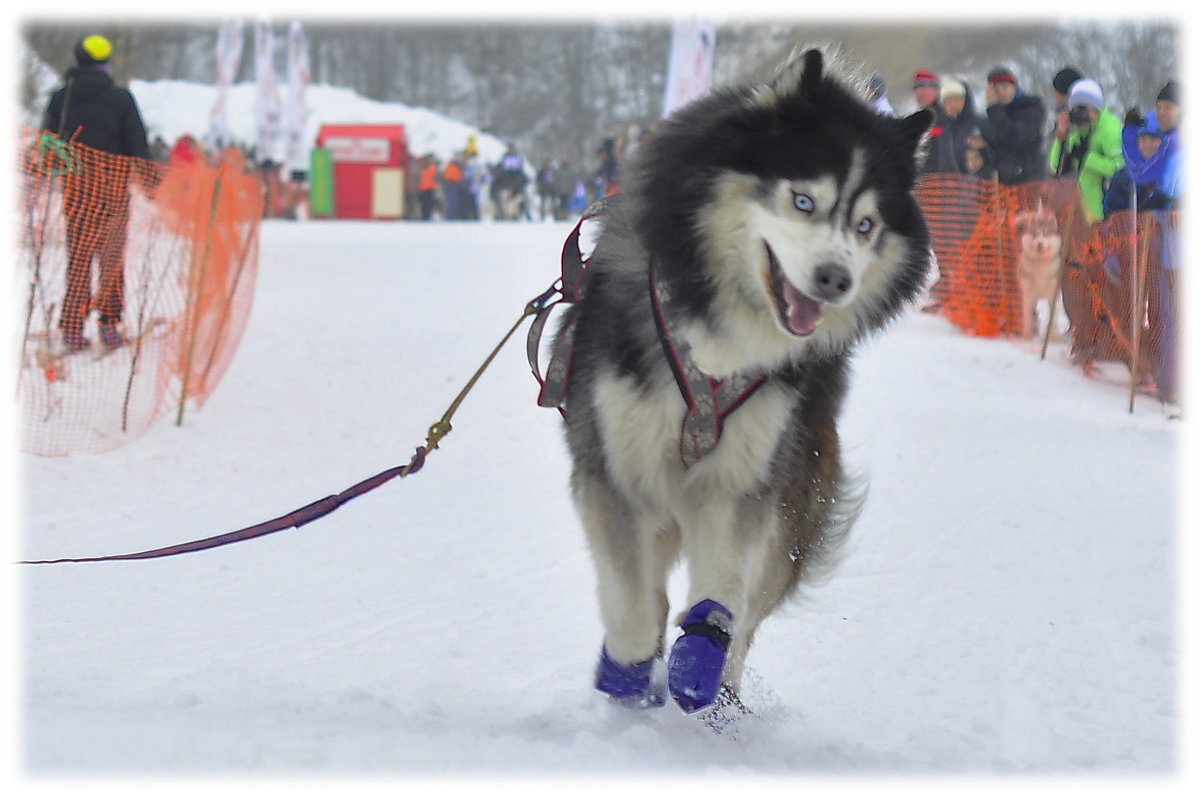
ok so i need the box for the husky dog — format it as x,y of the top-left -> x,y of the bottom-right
1014,204 -> 1065,340
553,50 -> 932,716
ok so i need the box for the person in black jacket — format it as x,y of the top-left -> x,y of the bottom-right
41,34 -> 151,352
981,66 -> 1047,186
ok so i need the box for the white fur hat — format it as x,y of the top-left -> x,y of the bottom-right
1068,78 -> 1104,111
940,79 -> 966,102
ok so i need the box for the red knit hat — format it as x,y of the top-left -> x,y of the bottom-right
987,67 -> 1017,85
913,70 -> 939,89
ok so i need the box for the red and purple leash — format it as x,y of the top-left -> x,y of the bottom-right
18,209 -> 602,567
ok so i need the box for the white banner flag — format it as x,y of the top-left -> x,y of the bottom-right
207,19 -> 243,153
661,19 -> 716,119
282,21 -> 311,176
254,19 -> 282,165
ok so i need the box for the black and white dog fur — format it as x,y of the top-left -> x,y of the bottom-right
555,49 -> 933,716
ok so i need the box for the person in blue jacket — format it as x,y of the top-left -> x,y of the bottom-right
1104,115 -> 1173,216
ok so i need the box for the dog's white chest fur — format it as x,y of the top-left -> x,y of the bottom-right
590,371 -> 795,512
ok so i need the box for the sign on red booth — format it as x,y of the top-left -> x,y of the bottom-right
314,124 -> 410,219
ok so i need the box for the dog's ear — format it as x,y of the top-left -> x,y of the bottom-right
798,49 -> 824,100
895,108 -> 934,155
753,47 -> 825,112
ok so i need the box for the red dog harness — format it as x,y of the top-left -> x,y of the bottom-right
528,203 -> 767,468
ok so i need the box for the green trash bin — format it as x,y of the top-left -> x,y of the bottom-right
308,147 -> 334,218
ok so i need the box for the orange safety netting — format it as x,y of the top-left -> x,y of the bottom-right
915,174 -> 1182,405
15,152 -> 1181,458
16,129 -> 264,456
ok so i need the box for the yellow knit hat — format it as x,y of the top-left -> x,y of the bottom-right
76,35 -> 113,65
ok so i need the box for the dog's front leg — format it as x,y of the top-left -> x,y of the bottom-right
668,500 -> 773,712
574,473 -> 678,707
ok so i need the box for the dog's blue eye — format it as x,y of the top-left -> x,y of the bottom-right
857,217 -> 874,235
793,193 -> 814,213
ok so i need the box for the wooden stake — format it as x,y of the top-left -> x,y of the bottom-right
1128,212 -> 1153,414
176,168 -> 225,427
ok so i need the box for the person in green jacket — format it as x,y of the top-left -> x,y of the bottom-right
1049,78 -> 1124,223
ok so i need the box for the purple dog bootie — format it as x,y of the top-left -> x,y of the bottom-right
667,599 -> 733,713
594,645 -> 666,708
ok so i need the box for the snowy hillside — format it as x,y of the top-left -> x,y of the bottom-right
21,64 -> 516,169
129,79 -> 515,168
19,221 -> 1183,779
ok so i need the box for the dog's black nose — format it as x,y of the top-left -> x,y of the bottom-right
812,263 -> 853,301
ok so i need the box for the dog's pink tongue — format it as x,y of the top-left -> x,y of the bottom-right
783,282 -> 822,336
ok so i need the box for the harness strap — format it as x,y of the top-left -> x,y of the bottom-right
531,308 -> 577,412
529,202 -> 767,468
649,264 -> 767,469
526,199 -> 606,412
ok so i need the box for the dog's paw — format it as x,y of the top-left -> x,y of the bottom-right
667,599 -> 733,713
594,646 -> 665,708
696,684 -> 754,736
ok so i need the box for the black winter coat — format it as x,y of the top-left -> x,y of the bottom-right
42,65 -> 150,160
919,103 -> 952,174
983,91 -> 1047,185
926,90 -> 985,175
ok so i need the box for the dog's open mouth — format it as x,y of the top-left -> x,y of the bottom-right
765,243 -> 822,337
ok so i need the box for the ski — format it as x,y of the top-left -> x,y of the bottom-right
27,317 -> 171,381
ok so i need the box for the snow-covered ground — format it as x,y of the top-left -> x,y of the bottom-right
17,219 -> 1186,785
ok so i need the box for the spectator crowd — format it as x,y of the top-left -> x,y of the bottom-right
875,64 -> 1181,219
146,126 -> 643,224
397,130 -> 639,223
883,63 -> 1181,407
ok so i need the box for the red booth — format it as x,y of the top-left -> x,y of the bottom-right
314,124 -> 411,219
